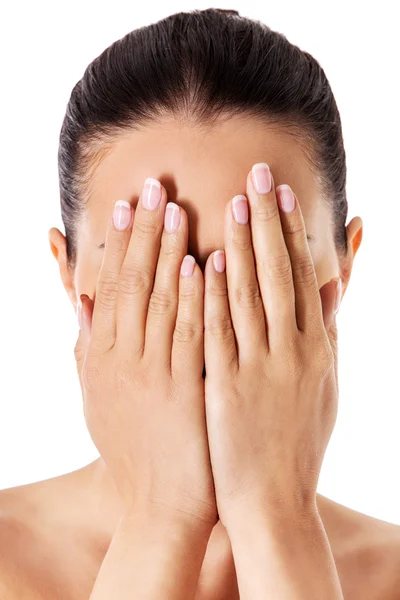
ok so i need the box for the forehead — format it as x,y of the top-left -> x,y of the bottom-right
82,115 -> 330,269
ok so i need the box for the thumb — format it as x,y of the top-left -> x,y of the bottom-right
319,277 -> 341,387
74,293 -> 94,390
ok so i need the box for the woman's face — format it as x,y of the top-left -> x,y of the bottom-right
49,115 -> 363,310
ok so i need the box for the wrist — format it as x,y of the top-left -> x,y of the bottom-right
224,491 -> 319,541
223,496 -> 342,600
119,502 -> 215,542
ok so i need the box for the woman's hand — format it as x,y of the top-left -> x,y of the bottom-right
204,162 -> 340,520
203,163 -> 343,598
74,177 -> 217,530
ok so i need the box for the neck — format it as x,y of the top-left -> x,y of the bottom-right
69,457 -> 125,540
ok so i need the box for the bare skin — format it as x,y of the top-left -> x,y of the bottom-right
0,461 -> 400,599
1,115 -> 399,598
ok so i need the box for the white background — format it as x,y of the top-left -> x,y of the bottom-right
0,1 -> 399,524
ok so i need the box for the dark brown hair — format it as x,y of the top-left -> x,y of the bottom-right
58,7 -> 348,269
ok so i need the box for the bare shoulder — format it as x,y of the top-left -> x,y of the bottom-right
0,487 -> 42,598
0,467 -> 108,600
0,468 -> 91,600
317,494 -> 400,600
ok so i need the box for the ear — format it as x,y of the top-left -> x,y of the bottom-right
340,216 -> 363,298
48,227 -> 77,310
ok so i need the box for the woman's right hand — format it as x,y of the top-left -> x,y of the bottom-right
73,177 -> 217,532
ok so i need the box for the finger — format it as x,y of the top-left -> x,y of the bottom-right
116,178 -> 167,356
204,250 -> 238,378
320,277 -> 341,391
171,255 -> 204,382
246,164 -> 298,348
74,293 -> 94,389
275,184 -> 324,334
327,311 -> 339,395
224,194 -> 268,362
90,199 -> 134,354
145,202 -> 188,368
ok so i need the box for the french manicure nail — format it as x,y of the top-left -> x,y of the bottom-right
276,184 -> 295,213
164,202 -> 181,233
252,163 -> 272,194
142,177 -> 161,210
113,200 -> 132,230
181,255 -> 196,277
213,250 -> 226,273
232,195 -> 248,224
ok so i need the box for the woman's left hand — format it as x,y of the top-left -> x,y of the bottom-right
204,162 -> 342,530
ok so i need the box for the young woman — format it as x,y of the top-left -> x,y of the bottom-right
1,7 -> 399,599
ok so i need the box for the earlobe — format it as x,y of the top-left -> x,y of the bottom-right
48,227 -> 77,307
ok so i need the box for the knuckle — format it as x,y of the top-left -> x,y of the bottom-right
231,231 -> 253,253
118,264 -> 152,298
328,320 -> 339,344
134,217 -> 159,237
282,223 -> 307,241
109,230 -> 130,256
180,276 -> 201,300
207,315 -> 234,341
234,280 -> 262,309
161,233 -> 182,258
263,252 -> 293,287
253,201 -> 279,222
174,319 -> 202,344
81,356 -> 102,392
310,352 -> 333,383
292,255 -> 316,287
96,276 -> 119,309
287,333 -> 332,377
148,288 -> 175,315
316,338 -> 335,372
74,340 -> 85,364
206,280 -> 228,299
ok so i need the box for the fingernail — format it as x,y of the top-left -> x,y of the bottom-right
334,278 -> 342,314
232,195 -> 248,224
164,202 -> 181,233
77,296 -> 82,329
276,185 -> 295,213
142,177 -> 161,210
252,162 -> 272,194
213,250 -> 226,273
181,255 -> 196,277
113,200 -> 132,230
